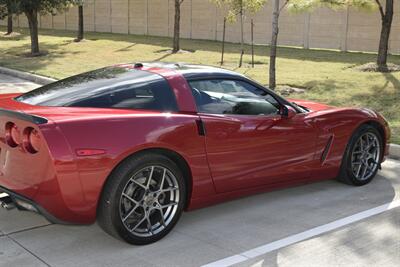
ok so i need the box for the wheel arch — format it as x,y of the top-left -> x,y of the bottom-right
337,120 -> 386,185
97,147 -> 194,213
363,120 -> 386,146
343,119 -> 387,164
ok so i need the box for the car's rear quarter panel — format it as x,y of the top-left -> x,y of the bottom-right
35,123 -> 88,223
52,113 -> 214,223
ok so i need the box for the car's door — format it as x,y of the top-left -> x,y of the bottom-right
188,78 -> 317,193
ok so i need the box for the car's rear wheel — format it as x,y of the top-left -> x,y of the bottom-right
98,153 -> 186,245
338,125 -> 382,186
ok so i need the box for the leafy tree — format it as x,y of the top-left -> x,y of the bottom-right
212,0 -> 266,67
269,0 -> 393,89
269,0 -> 280,90
0,0 -> 19,35
173,0 -> 185,53
288,0 -> 393,71
268,0 -> 325,89
11,0 -> 73,55
370,0 -> 394,71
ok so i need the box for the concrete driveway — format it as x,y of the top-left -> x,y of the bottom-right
0,74 -> 399,267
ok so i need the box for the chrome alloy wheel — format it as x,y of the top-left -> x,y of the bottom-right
351,132 -> 381,181
119,166 -> 180,237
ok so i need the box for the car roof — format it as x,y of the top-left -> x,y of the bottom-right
127,62 -> 245,80
113,62 -> 300,113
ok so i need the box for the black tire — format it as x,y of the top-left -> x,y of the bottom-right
97,152 -> 186,245
337,124 -> 383,186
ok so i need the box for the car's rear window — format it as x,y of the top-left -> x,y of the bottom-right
15,67 -> 178,112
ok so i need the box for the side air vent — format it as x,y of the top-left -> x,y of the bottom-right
321,135 -> 334,164
195,119 -> 206,136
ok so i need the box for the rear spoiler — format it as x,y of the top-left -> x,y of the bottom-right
0,108 -> 48,125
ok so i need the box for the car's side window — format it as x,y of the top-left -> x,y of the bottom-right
189,79 -> 281,115
68,78 -> 178,112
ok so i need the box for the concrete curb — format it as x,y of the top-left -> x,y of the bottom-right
0,66 -> 56,85
389,144 -> 400,160
0,66 -> 399,160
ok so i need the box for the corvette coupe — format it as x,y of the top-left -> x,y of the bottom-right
0,62 -> 390,244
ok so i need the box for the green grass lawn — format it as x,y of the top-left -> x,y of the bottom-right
1,27 -> 399,144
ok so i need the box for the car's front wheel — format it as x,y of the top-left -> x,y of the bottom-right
98,153 -> 186,245
338,124 -> 383,186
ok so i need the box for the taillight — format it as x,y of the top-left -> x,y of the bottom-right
23,127 -> 41,154
5,122 -> 20,147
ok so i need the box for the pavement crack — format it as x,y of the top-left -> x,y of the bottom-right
6,223 -> 52,236
7,234 -> 52,267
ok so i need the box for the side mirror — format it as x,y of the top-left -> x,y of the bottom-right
281,105 -> 296,119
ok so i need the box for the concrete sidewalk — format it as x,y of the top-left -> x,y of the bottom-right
0,73 -> 40,93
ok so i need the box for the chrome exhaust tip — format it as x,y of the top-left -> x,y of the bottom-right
0,194 -> 16,210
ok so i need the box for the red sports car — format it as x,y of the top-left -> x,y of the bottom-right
0,63 -> 390,244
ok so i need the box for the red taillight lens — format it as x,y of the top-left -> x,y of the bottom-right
5,122 -> 20,147
23,127 -> 41,154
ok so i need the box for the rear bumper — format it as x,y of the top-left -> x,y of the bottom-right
0,185 -> 70,225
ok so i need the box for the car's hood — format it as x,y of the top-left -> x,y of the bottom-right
287,98 -> 334,112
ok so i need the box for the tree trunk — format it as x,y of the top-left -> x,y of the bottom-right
377,0 -> 394,71
269,0 -> 280,90
25,10 -> 40,55
172,0 -> 181,53
221,17 -> 226,65
251,19 -> 254,68
238,6 -> 244,68
76,5 -> 84,41
6,7 -> 13,35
